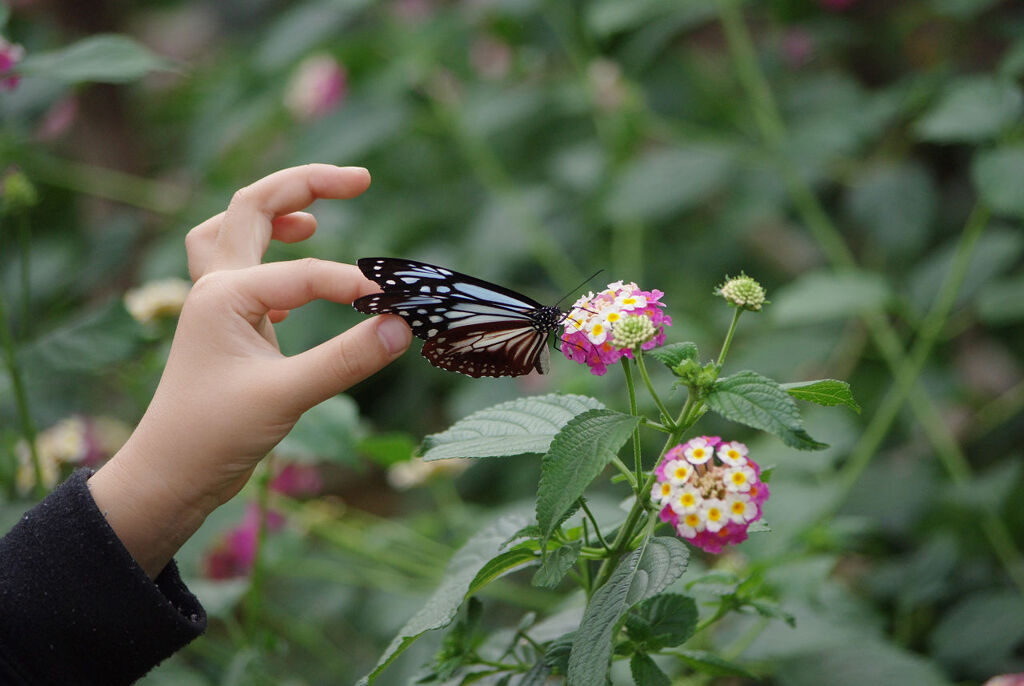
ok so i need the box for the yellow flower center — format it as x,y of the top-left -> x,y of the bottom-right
707,507 -> 722,522
681,493 -> 695,507
607,312 -> 620,323
674,467 -> 689,480
660,483 -> 671,496
731,472 -> 747,485
731,501 -> 745,515
684,513 -> 700,526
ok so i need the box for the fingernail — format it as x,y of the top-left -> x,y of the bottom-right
377,317 -> 410,355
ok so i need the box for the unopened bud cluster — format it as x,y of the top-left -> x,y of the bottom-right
716,274 -> 767,312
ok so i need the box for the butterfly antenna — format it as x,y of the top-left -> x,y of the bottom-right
554,268 -> 604,309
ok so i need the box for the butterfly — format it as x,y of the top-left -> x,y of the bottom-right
352,257 -> 566,378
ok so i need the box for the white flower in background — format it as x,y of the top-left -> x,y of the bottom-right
124,278 -> 191,323
387,457 -> 471,490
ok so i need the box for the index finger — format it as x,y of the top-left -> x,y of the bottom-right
211,164 -> 371,271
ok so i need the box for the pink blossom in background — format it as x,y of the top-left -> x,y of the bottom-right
782,29 -> 815,69
203,504 -> 285,580
35,96 -> 79,142
984,677 -> 1024,686
284,54 -> 347,122
270,462 -> 323,497
470,35 -> 512,81
0,37 -> 25,91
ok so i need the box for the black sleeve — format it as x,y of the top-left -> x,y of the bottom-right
0,469 -> 207,686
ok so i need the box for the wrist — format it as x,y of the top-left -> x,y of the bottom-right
88,438 -> 215,579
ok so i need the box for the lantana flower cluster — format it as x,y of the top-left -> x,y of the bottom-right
651,436 -> 769,554
561,281 -> 671,376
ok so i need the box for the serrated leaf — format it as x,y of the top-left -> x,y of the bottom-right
468,547 -> 539,596
645,342 -> 699,369
18,34 -> 174,84
358,512 -> 531,685
536,410 -> 641,544
544,632 -> 575,674
567,537 -> 689,686
625,594 -> 699,650
671,649 -> 759,679
782,379 -> 860,413
750,600 -> 796,627
706,371 -> 828,450
630,654 -> 671,686
532,541 -> 581,589
515,660 -> 551,686
421,394 -> 605,461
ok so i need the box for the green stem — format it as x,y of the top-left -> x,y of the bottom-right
610,457 -> 637,489
0,289 -> 44,499
579,499 -> 611,552
620,357 -> 644,485
244,457 -> 274,644
634,350 -> 674,428
17,213 -> 30,340
715,307 -> 743,371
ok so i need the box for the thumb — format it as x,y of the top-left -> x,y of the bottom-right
285,315 -> 412,410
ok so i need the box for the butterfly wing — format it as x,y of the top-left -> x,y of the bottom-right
352,257 -> 558,378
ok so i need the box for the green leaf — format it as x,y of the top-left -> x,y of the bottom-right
536,409 -> 641,544
421,394 -> 605,461
776,641 -> 953,686
467,546 -> 539,596
645,342 -> 699,369
844,162 -> 936,256
630,654 -> 671,686
749,599 -> 796,627
567,537 -> 689,686
517,660 -> 551,686
20,299 -> 142,374
671,649 -> 759,679
0,4 -> 9,28
544,632 -> 575,674
977,274 -> 1024,324
706,371 -> 828,450
782,379 -> 860,414
605,144 -> 736,224
18,34 -> 174,84
358,512 -> 531,685
770,270 -> 891,325
914,76 -> 1023,143
929,590 -> 1024,673
278,395 -> 361,463
971,145 -> 1024,217
532,541 -> 581,589
624,594 -> 698,650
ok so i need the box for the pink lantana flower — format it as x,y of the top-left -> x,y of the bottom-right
270,461 -> 323,497
0,37 -> 25,91
651,437 -> 769,554
560,281 -> 671,376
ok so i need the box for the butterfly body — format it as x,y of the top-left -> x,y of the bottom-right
353,257 -> 564,378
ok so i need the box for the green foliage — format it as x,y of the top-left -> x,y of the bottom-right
783,379 -> 861,413
18,34 -> 174,84
566,537 -> 689,686
706,371 -> 828,450
536,409 -> 641,544
420,394 -> 605,461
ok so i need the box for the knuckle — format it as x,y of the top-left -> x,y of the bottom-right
329,339 -> 366,384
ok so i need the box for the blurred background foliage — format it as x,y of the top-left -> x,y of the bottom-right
2,0 -> 1024,684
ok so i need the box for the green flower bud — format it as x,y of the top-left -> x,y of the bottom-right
2,170 -> 38,214
611,314 -> 655,349
715,273 -> 767,312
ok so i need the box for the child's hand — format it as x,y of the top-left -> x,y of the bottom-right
88,165 -> 411,577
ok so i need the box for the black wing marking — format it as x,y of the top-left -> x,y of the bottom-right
352,257 -> 563,378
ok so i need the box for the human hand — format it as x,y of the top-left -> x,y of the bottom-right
88,164 -> 411,577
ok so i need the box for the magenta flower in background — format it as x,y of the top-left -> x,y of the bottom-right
983,677 -> 1024,686
651,437 -> 769,554
203,504 -> 285,580
0,37 -> 25,91
560,280 -> 671,376
284,54 -> 347,122
270,461 -> 323,497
